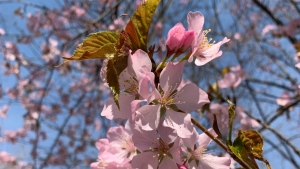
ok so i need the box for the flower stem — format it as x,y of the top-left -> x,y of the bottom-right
191,117 -> 252,169
156,53 -> 172,72
179,51 -> 192,62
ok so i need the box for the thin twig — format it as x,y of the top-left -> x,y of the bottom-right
245,110 -> 300,157
191,118 -> 252,169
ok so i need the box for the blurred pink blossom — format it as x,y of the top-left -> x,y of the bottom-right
276,92 -> 292,106
108,18 -> 126,30
0,28 -> 5,35
154,21 -> 163,34
208,103 -> 259,134
234,33 -> 241,40
262,24 -> 276,35
218,65 -> 247,88
0,104 -> 9,118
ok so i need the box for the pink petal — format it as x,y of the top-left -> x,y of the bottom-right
159,154 -> 179,169
157,124 -> 177,144
95,139 -> 109,151
195,37 -> 230,66
131,152 -> 159,169
136,105 -> 161,130
181,128 -> 199,148
166,23 -> 186,51
128,49 -> 152,79
130,99 -> 143,121
119,68 -> 134,90
197,128 -> 216,149
163,109 -> 193,138
107,126 -> 128,143
180,30 -> 195,52
187,11 -> 204,40
132,127 -> 158,151
101,94 -> 134,120
138,71 -> 155,99
175,83 -> 210,112
199,154 -> 231,169
187,11 -> 204,62
160,61 -> 185,92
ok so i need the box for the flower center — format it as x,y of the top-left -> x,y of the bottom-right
122,138 -> 135,152
192,147 -> 207,159
148,137 -> 172,163
124,76 -> 138,94
159,86 -> 178,106
198,29 -> 215,51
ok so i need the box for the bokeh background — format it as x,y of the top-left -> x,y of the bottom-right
0,0 -> 299,168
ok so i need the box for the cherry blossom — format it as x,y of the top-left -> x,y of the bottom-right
101,50 -> 154,121
135,61 -> 209,138
187,11 -> 230,66
166,23 -> 195,54
217,65 -> 247,88
181,128 -> 231,169
131,124 -> 181,169
91,125 -> 135,168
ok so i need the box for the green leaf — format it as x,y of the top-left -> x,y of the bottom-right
130,0 -> 161,51
240,130 -> 263,159
106,55 -> 128,108
64,31 -> 119,61
240,130 -> 272,169
227,99 -> 236,144
228,130 -> 272,169
228,131 -> 259,169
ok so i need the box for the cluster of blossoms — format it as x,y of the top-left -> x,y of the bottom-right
0,151 -> 30,169
91,11 -> 232,169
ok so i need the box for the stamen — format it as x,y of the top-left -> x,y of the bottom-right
198,29 -> 215,50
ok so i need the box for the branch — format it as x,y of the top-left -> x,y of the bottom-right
252,0 -> 297,44
191,118 -> 252,169
245,110 -> 300,158
61,0 -> 123,51
39,94 -> 86,169
261,95 -> 300,129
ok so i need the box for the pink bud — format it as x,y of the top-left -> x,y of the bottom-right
180,30 -> 195,52
166,23 -> 186,52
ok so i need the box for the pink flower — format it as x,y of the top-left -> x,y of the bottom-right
217,65 -> 247,88
207,104 -> 259,134
166,23 -> 195,54
101,50 -> 154,121
91,126 -> 135,168
119,49 -> 154,98
187,11 -> 230,66
131,124 -> 181,169
101,94 -> 136,120
182,128 -> 231,169
135,61 -> 209,138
